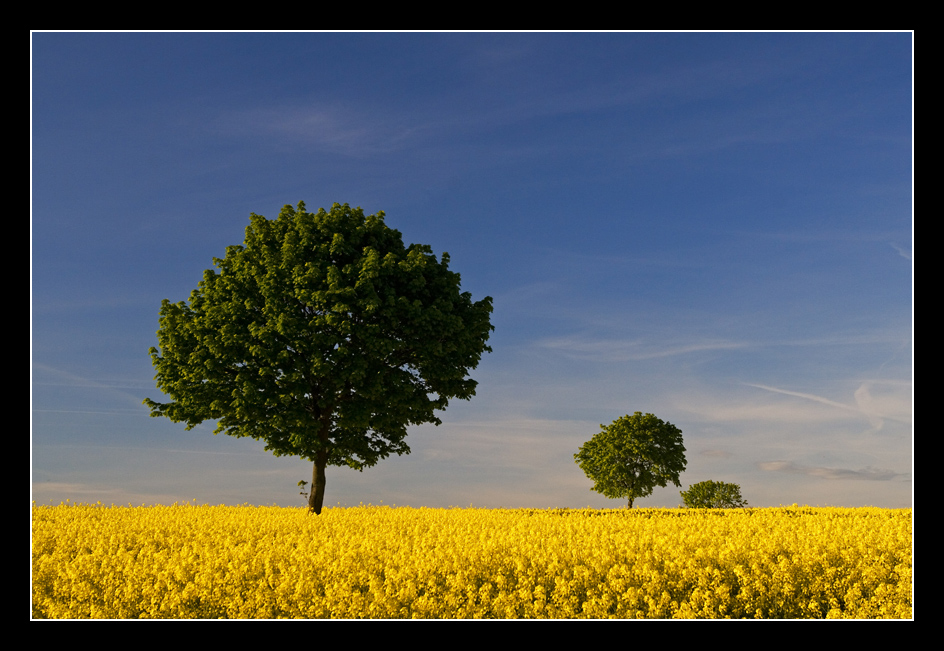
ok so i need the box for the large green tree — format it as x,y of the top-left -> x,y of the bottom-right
574,412 -> 686,508
144,202 -> 494,514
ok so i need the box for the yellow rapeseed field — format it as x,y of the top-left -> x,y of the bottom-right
31,503 -> 912,619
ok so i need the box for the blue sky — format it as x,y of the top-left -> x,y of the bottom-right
31,32 -> 912,509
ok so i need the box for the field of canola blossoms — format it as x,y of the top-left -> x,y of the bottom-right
32,503 -> 912,619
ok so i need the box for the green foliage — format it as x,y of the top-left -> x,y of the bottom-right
680,480 -> 748,509
574,412 -> 687,508
144,202 -> 493,511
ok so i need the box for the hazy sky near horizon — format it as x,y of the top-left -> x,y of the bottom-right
32,32 -> 912,509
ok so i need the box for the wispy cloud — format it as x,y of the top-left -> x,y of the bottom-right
759,460 -> 906,482
853,380 -> 913,429
689,401 -> 861,425
699,449 -> 734,459
537,336 -> 748,362
412,418 -> 588,471
32,363 -> 153,412
32,364 -> 150,390
890,242 -> 912,260
218,105 -> 420,157
534,329 -> 906,365
212,41 -> 843,171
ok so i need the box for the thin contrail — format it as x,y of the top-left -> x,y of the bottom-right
744,383 -> 859,412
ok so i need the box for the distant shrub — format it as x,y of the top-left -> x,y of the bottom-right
680,480 -> 748,508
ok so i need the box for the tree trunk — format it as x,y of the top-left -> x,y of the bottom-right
308,449 -> 327,515
627,496 -> 634,509
307,413 -> 332,515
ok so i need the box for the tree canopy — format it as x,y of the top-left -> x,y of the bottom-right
680,480 -> 748,509
144,202 -> 494,513
574,412 -> 686,508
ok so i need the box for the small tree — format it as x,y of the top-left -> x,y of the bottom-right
680,480 -> 748,509
144,202 -> 494,514
574,412 -> 686,508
